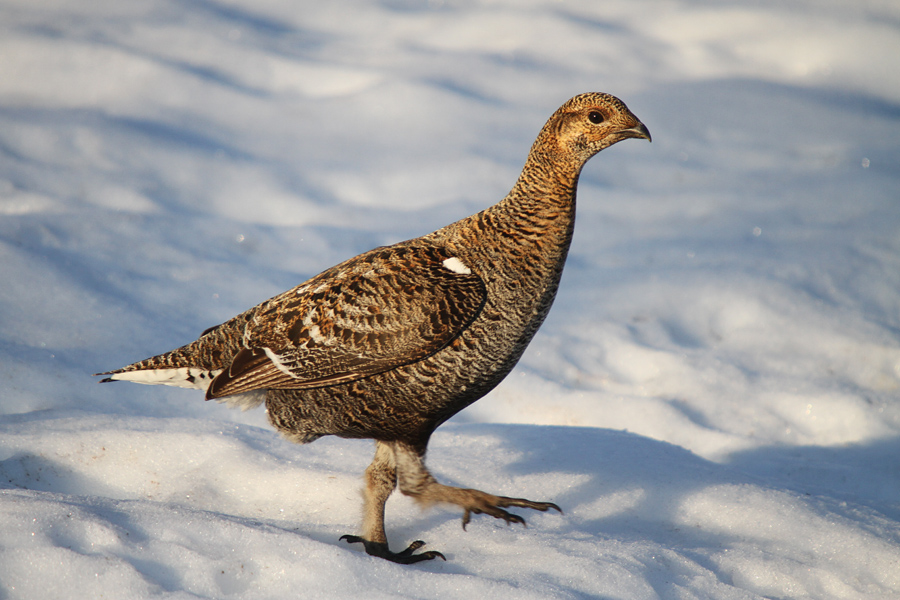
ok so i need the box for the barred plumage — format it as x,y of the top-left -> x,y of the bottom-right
98,93 -> 650,563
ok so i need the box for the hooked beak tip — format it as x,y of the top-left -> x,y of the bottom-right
633,122 -> 651,143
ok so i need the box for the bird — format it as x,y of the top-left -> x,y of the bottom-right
97,92 -> 650,564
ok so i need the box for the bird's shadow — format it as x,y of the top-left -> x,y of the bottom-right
421,422 -> 900,566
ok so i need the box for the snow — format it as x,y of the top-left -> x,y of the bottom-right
1,0 -> 899,598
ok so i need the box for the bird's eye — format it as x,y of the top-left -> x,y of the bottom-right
588,111 -> 604,124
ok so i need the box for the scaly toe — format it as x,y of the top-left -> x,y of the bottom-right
459,496 -> 563,529
340,535 -> 446,564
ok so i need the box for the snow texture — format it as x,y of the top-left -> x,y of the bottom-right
1,0 -> 899,598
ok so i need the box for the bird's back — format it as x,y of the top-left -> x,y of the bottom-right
99,92 -> 650,447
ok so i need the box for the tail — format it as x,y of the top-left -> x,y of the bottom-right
95,321 -> 242,392
96,365 -> 224,390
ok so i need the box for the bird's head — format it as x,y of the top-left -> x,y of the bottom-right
538,92 -> 651,166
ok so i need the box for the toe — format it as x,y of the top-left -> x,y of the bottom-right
340,535 -> 446,564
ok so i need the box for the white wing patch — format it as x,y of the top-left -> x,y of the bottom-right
442,256 -> 471,275
108,367 -> 223,390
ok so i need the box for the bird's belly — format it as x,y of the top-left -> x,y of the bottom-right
264,300 -> 545,445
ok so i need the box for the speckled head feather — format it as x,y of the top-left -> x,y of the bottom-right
531,92 -> 651,166
97,93 -> 650,564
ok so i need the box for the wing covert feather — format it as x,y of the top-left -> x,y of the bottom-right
207,245 -> 485,399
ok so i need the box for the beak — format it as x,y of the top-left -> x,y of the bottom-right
622,121 -> 651,143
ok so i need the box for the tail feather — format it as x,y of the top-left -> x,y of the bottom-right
98,366 -> 223,390
96,317 -> 246,393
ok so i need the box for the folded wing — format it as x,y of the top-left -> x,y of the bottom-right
206,245 -> 486,399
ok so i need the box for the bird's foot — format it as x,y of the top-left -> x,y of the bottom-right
460,494 -> 562,529
340,535 -> 446,564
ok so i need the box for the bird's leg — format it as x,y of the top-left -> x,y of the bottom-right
393,442 -> 562,531
340,440 -> 445,564
362,440 -> 396,545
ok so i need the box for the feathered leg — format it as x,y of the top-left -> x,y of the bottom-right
393,441 -> 562,530
341,441 -> 445,563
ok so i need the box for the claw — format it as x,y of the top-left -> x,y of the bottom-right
504,512 -> 525,526
396,540 -> 426,558
458,496 -> 562,530
340,535 -> 446,564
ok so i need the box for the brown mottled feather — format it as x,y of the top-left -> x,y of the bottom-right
97,93 -> 651,564
208,245 -> 486,397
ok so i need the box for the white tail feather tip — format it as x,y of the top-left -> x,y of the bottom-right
109,368 -> 223,390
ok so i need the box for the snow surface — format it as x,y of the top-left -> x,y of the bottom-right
1,0 -> 899,598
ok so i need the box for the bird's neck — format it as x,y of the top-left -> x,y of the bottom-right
489,150 -> 583,249
434,146 -> 587,279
